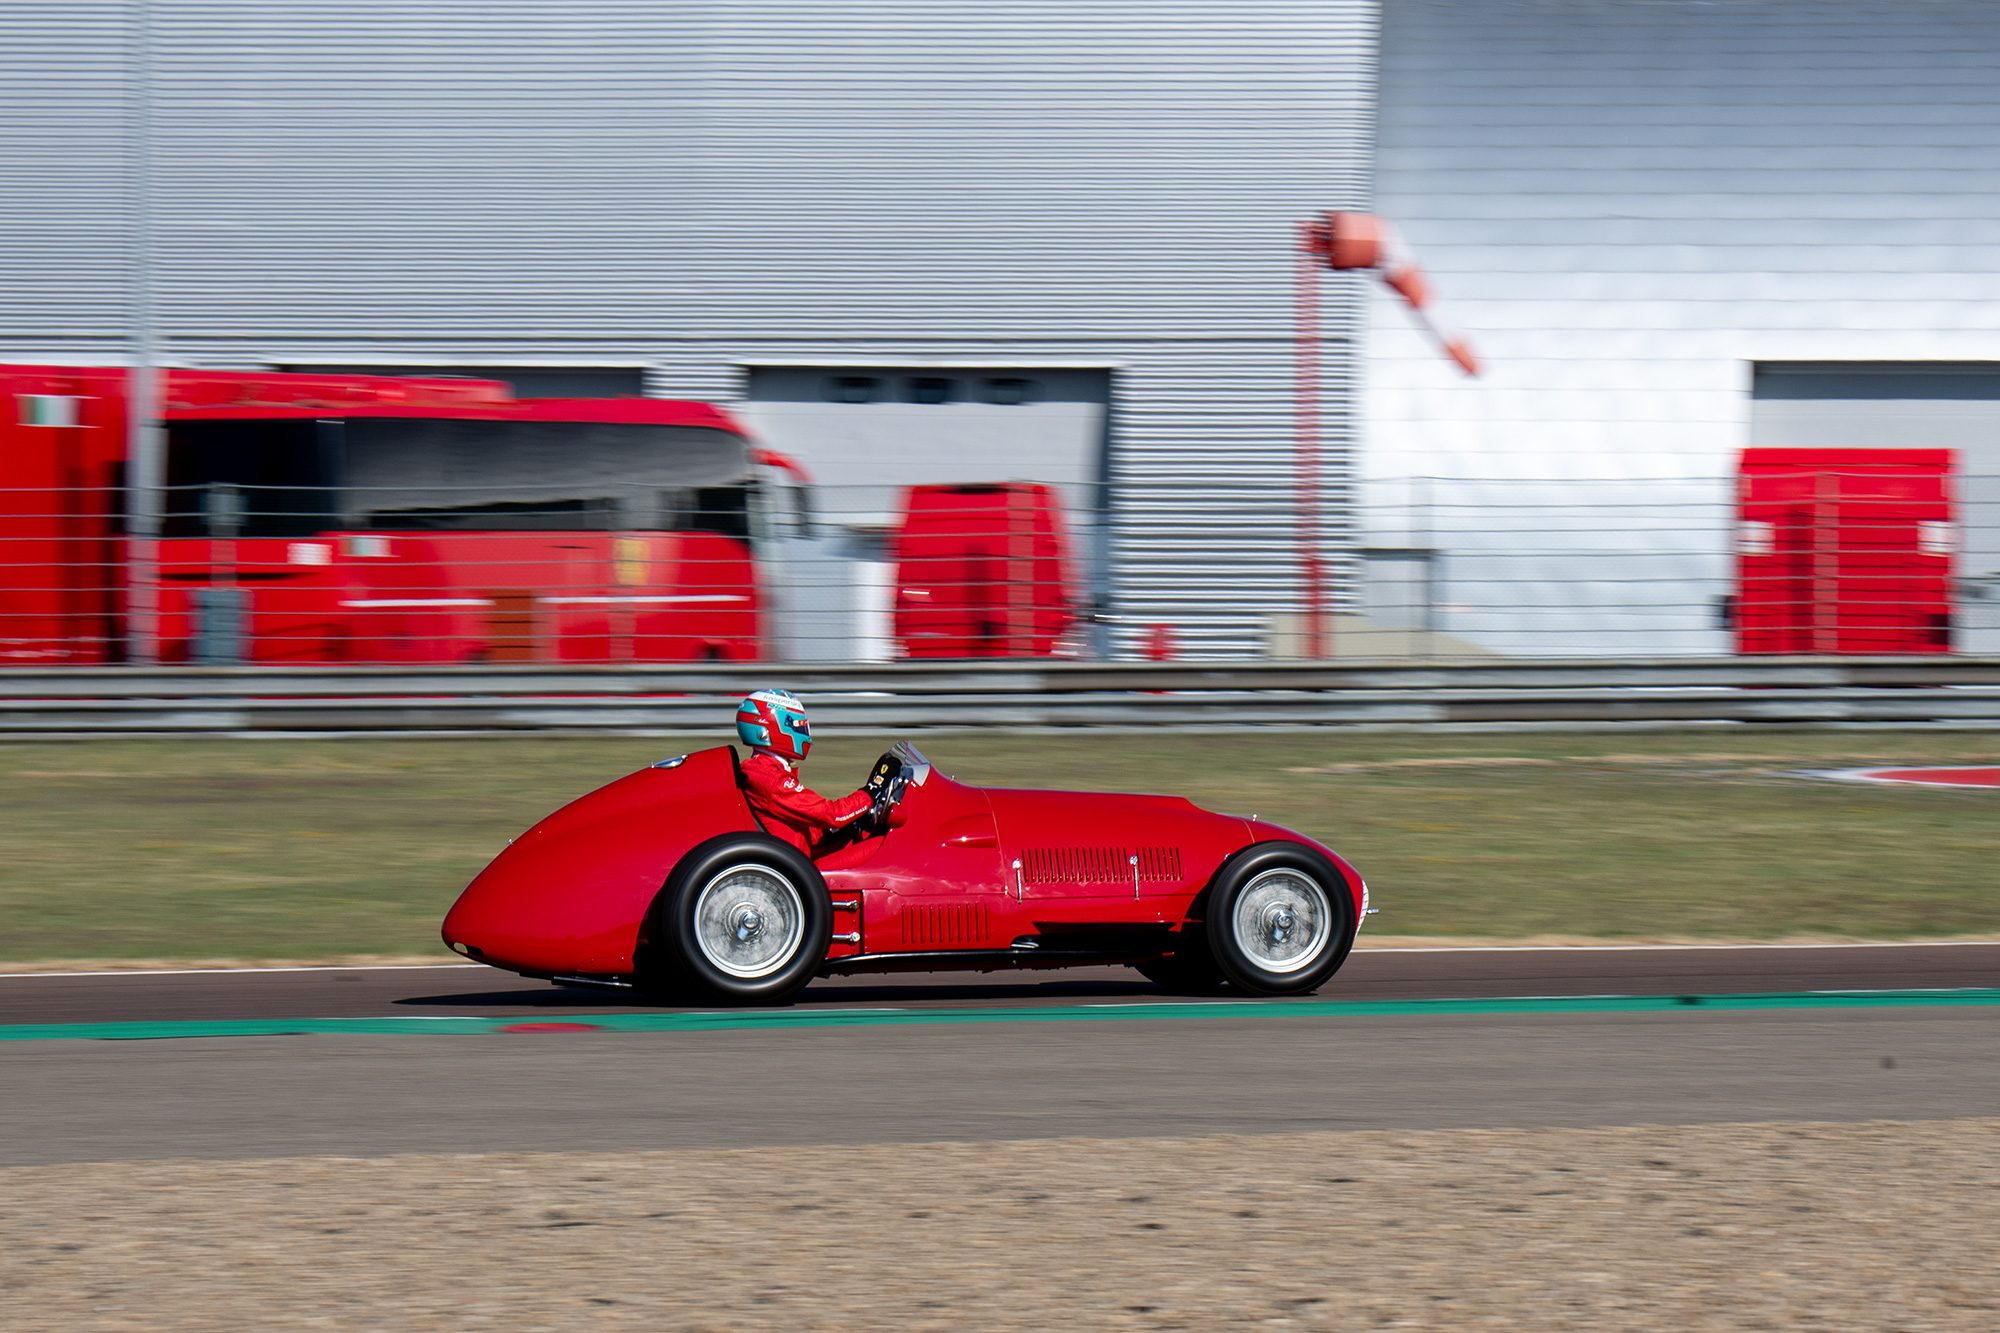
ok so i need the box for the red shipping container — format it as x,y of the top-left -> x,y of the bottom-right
1736,448 -> 1955,655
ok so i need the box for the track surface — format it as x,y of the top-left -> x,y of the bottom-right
3,1008 -> 1995,1167
5,946 -> 1994,1169
4,942 -> 1996,1026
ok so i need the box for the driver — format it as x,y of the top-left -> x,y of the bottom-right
735,689 -> 885,857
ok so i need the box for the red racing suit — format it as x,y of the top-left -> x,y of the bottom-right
741,749 -> 875,858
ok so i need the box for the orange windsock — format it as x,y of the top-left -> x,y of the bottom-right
1312,212 -> 1480,377
1381,265 -> 1433,311
1439,337 -> 1480,378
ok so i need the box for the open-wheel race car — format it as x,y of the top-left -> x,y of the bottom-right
442,742 -> 1369,1004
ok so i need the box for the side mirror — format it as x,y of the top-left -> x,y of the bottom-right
887,807 -> 909,829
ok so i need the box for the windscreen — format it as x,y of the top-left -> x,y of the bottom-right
163,415 -> 755,537
890,740 -> 933,784
342,418 -> 752,533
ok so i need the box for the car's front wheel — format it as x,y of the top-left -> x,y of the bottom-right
650,834 -> 831,1004
1204,844 -> 1356,996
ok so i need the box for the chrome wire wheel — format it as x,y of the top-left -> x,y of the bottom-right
692,863 -> 806,980
1229,867 -> 1333,975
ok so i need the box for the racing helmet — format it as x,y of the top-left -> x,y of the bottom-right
736,688 -> 811,760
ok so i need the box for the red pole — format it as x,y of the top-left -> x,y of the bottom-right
1295,221 -> 1328,660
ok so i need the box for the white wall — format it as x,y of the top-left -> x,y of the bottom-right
1369,0 -> 2000,655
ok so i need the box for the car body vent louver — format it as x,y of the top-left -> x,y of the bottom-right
1022,846 -> 1183,885
902,902 -> 990,946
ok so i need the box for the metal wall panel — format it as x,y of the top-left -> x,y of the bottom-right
0,5 -> 130,353
0,1 -> 1378,657
687,3 -> 1378,654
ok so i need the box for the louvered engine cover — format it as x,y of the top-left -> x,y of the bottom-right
1020,845 -> 1183,885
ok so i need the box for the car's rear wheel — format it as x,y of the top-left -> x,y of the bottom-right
1204,844 -> 1356,996
649,834 -> 831,1004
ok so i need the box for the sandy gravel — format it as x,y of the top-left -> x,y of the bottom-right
3,1120 -> 1996,1331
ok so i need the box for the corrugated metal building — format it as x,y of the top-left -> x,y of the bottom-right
12,0 -> 2000,661
0,0 -> 1379,659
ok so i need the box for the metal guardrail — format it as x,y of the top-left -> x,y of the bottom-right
2,658 -> 2000,731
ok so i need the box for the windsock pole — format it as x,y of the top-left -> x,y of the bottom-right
1294,222 -> 1329,661
1292,212 -> 1477,664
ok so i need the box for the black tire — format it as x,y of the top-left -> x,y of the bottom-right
1132,930 -> 1228,994
1203,842 -> 1357,997
648,833 -> 831,1005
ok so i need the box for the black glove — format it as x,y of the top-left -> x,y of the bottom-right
869,792 -> 895,828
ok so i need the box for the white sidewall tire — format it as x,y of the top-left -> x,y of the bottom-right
654,833 -> 832,1004
1204,843 -> 1357,997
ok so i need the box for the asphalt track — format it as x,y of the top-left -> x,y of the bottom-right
5,941 -> 1997,1026
0,944 -> 1996,1168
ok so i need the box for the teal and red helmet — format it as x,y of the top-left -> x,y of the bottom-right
736,688 -> 811,760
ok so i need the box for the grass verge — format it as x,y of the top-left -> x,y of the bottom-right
1,728 -> 1996,965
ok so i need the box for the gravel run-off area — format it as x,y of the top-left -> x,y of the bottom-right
3,1119 -> 1996,1331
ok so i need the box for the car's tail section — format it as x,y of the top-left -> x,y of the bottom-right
441,746 -> 757,977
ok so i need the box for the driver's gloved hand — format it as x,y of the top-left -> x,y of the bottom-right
869,792 -> 894,828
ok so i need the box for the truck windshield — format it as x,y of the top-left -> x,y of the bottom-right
163,416 -> 752,538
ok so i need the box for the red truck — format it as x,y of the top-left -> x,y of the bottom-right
1,364 -> 764,664
1736,447 -> 1956,654
891,482 -> 1077,658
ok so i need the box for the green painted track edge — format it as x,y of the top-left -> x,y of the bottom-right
4,988 -> 2000,1042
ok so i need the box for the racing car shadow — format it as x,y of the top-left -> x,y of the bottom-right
391,965 -> 1235,1012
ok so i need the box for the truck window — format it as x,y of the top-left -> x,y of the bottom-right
343,418 -> 749,535
163,419 -> 341,538
164,415 -> 754,537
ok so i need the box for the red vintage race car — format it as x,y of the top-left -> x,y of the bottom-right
442,741 -> 1369,1004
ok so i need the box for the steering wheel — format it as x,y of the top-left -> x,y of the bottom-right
863,751 -> 905,798
862,752 -> 912,830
